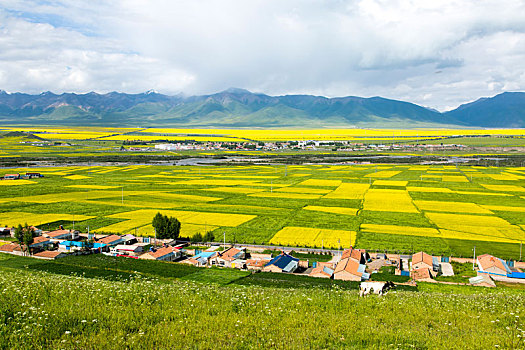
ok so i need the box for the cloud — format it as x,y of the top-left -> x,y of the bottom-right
0,0 -> 524,110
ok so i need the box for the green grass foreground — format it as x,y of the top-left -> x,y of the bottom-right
1,255 -> 525,349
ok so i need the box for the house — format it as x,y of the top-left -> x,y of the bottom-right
186,251 -> 217,266
246,258 -> 271,271
45,230 -> 78,241
120,234 -> 137,245
3,173 -> 20,180
33,250 -> 67,260
342,247 -> 366,264
0,243 -> 24,256
262,253 -> 299,273
97,234 -> 123,247
412,251 -> 440,273
333,257 -> 369,281
214,247 -> 246,268
411,268 -> 434,282
58,240 -> 88,252
309,264 -> 334,278
477,254 -> 512,276
333,248 -> 370,281
30,236 -> 52,249
111,244 -> 144,257
0,227 -> 13,236
140,246 -> 182,261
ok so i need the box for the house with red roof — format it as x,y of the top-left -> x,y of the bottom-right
477,254 -> 511,276
333,248 -> 369,281
140,246 -> 181,261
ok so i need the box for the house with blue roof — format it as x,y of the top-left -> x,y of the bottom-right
262,253 -> 299,273
185,251 -> 218,267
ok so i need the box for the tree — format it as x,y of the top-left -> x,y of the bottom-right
14,223 -> 35,255
191,232 -> 203,243
152,212 -> 181,239
14,224 -> 24,244
203,231 -> 215,243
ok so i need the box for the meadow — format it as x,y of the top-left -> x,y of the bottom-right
0,254 -> 524,349
1,162 -> 525,259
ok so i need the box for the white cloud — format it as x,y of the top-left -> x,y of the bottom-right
0,0 -> 524,110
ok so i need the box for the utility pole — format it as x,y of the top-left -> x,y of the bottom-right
520,241 -> 522,261
472,246 -> 476,270
121,186 -> 124,204
271,180 -> 273,193
223,231 -> 226,250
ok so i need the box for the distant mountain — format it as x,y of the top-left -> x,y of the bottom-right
444,92 -> 525,128
0,89 -> 523,128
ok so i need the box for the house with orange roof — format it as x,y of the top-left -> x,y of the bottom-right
33,250 -> 67,260
44,229 -> 78,241
213,247 -> 246,268
309,263 -> 334,278
333,248 -> 369,281
140,246 -> 181,261
477,254 -> 511,276
0,243 -> 24,256
96,234 -> 123,247
411,251 -> 440,274
246,258 -> 271,271
333,257 -> 369,281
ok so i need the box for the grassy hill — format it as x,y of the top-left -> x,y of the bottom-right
0,254 -> 523,349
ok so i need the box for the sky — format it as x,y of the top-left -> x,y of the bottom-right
0,0 -> 524,111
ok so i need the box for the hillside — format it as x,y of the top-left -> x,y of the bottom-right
1,254 -> 524,349
0,89 -> 524,127
444,92 -> 525,128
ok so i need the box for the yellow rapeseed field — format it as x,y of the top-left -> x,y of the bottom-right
0,212 -> 94,227
406,187 -> 453,193
66,185 -> 120,190
248,192 -> 322,200
107,209 -> 256,227
303,206 -> 358,216
269,226 -> 356,248
64,175 -> 90,180
364,171 -> 401,178
274,187 -> 333,194
323,183 -> 370,200
413,200 -> 494,214
372,180 -> 408,187
199,187 -> 266,194
297,179 -> 342,187
363,189 -> 419,213
0,180 -> 36,186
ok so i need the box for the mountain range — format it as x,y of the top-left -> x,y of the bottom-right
0,88 -> 523,128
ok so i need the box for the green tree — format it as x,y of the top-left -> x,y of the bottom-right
152,212 -> 181,239
14,224 -> 24,244
203,231 -> 215,243
191,232 -> 203,243
14,223 -> 36,255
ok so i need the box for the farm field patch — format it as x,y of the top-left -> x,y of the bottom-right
269,226 -> 356,248
0,163 -> 524,258
303,205 -> 358,216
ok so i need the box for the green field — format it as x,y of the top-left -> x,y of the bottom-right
0,254 -> 524,349
1,163 -> 525,258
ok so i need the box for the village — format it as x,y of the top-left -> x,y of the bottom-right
1,225 -> 524,288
